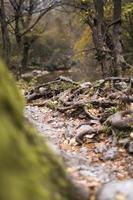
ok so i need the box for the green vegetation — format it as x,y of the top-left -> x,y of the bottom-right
0,0 -> 132,78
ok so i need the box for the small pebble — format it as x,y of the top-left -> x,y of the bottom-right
130,132 -> 133,139
94,144 -> 107,154
128,141 -> 133,153
101,147 -> 118,161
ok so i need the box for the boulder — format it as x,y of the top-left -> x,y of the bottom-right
97,180 -> 133,200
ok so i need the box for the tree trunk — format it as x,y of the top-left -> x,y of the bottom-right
85,0 -> 129,77
90,0 -> 113,77
13,0 -> 34,73
92,26 -> 113,77
0,0 -> 11,66
0,60 -> 87,200
21,37 -> 31,71
113,0 -> 123,76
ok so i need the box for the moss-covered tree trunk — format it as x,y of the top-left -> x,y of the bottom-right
0,0 -> 11,66
0,61 -> 85,200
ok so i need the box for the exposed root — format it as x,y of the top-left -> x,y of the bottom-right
26,76 -> 133,145
76,125 -> 103,144
106,110 -> 133,130
25,76 -> 79,102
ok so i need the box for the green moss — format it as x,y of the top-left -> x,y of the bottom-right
114,129 -> 132,139
46,100 -> 60,110
0,61 -> 78,200
86,103 -> 94,109
50,81 -> 78,92
102,125 -> 112,135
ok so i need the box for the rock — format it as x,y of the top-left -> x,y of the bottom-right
94,144 -> 107,154
32,69 -> 42,76
128,141 -> 133,153
79,147 -> 88,154
32,69 -> 49,76
65,124 -> 74,139
130,132 -> 133,139
52,112 -> 59,118
101,147 -> 118,161
80,82 -> 92,89
47,118 -> 55,123
52,121 -> 65,128
21,72 -> 33,82
114,81 -> 127,90
77,125 -> 96,139
39,87 -> 47,95
69,138 -> 77,146
97,180 -> 133,200
118,138 -> 130,148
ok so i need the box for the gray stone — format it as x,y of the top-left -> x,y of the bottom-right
77,125 -> 96,139
128,141 -> 133,153
101,147 -> 118,161
65,124 -> 74,139
80,82 -> 92,89
94,144 -> 107,154
97,180 -> 133,200
118,138 -> 130,148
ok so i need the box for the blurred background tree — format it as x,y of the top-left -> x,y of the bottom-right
0,0 -> 133,79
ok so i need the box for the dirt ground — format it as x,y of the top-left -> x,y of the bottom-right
25,105 -> 133,196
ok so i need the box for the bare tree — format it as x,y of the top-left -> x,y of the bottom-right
65,0 -> 131,77
113,0 -> 126,76
7,0 -> 62,71
84,0 -> 126,77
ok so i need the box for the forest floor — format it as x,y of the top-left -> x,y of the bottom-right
23,76 -> 133,199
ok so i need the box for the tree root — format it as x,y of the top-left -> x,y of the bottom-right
76,125 -> 103,144
106,109 -> 133,130
25,76 -> 79,102
26,76 -> 133,145
83,106 -> 100,120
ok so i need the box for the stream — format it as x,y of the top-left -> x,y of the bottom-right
22,65 -> 102,84
36,69 -> 102,83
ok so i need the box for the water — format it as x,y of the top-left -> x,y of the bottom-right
36,68 -> 102,84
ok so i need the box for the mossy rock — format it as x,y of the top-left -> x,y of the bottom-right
0,61 -> 83,200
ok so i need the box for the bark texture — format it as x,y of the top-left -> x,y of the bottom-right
0,0 -> 11,66
85,0 -> 129,77
0,61 -> 84,200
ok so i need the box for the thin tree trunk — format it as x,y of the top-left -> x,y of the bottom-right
21,37 -> 30,71
91,0 -> 113,77
85,0 -> 130,77
0,0 -> 11,66
14,0 -> 34,73
113,0 -> 123,76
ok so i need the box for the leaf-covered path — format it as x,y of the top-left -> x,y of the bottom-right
25,105 -> 133,198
